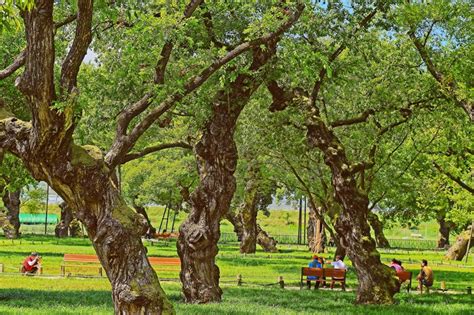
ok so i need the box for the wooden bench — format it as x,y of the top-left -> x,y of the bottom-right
61,254 -> 181,277
396,270 -> 412,292
301,267 -> 346,291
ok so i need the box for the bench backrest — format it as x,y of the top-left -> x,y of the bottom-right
397,271 -> 412,282
301,267 -> 346,279
301,267 -> 324,277
323,268 -> 346,279
64,254 -> 100,263
148,257 -> 181,265
63,254 -> 180,266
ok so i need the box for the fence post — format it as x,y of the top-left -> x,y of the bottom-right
237,274 -> 242,286
0,263 -> 3,273
278,276 -> 284,289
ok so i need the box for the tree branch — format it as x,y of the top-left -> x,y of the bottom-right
60,0 -> 93,94
0,13 -> 77,81
0,51 -> 26,80
154,0 -> 203,84
310,4 -> 380,108
330,108 -> 375,128
120,141 -> 192,164
105,3 -> 304,168
409,30 -> 474,121
433,162 -> 474,194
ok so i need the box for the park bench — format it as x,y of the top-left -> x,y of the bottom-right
396,270 -> 412,292
300,267 -> 346,291
61,254 -> 180,276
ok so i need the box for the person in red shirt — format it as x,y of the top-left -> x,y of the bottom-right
21,252 -> 41,275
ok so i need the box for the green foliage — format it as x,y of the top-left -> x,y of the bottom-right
21,187 -> 47,214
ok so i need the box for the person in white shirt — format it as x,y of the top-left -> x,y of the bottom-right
330,255 -> 347,270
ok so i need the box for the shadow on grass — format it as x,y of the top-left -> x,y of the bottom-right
0,288 -> 112,308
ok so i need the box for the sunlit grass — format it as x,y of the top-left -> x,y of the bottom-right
1,235 -> 473,314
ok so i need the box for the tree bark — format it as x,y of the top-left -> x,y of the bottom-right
55,201 -> 74,238
445,229 -> 474,261
133,203 -> 156,237
307,116 -> 399,304
256,224 -> 278,253
0,190 -> 21,239
368,212 -> 390,248
307,204 -> 325,253
226,212 -> 278,253
436,214 -> 454,249
177,41 -> 280,303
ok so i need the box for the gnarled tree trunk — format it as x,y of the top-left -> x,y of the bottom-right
226,212 -> 278,253
368,212 -> 390,248
55,201 -> 74,238
177,41 -> 281,303
256,224 -> 278,253
307,204 -> 325,253
0,190 -> 21,239
445,229 -> 474,261
307,116 -> 399,304
436,214 -> 454,249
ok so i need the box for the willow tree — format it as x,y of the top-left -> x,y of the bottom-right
0,0 -> 300,312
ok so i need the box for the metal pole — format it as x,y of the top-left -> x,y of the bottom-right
465,218 -> 474,263
303,196 -> 307,244
44,185 -> 50,235
298,198 -> 302,244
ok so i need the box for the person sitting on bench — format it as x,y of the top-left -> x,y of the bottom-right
21,252 -> 41,275
307,255 -> 323,289
327,255 -> 347,289
416,259 -> 433,293
390,259 -> 404,272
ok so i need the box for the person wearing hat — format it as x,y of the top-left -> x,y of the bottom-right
307,255 -> 323,289
21,252 -> 42,275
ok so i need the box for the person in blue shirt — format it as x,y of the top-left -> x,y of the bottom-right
307,255 -> 323,289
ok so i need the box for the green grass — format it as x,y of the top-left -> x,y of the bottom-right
0,236 -> 473,314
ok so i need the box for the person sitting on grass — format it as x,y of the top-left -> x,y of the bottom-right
21,252 -> 41,275
416,259 -> 433,293
307,255 -> 323,289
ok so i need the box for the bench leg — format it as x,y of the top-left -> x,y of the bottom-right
99,267 -> 103,277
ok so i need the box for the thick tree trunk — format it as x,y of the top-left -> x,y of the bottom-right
237,161 -> 260,254
227,212 -> 278,253
0,190 -> 21,239
177,106 -> 239,303
445,229 -> 474,261
55,201 -> 74,238
256,224 -> 278,253
307,117 -> 399,304
177,43 -> 279,303
368,212 -> 390,248
307,204 -> 325,253
436,215 -> 453,249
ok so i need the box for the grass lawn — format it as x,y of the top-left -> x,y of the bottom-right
0,236 -> 473,314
